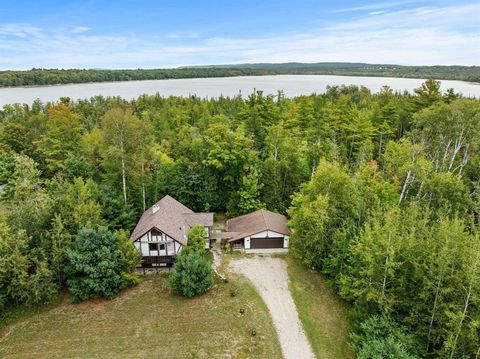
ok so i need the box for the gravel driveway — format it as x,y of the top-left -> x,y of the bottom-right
229,256 -> 315,359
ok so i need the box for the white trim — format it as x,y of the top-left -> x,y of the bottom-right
245,248 -> 288,254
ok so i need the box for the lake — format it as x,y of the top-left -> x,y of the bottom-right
1,75 -> 479,107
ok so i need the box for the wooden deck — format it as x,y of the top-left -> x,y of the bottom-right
141,255 -> 176,267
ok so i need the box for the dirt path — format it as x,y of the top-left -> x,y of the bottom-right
229,256 -> 315,359
211,244 -> 222,271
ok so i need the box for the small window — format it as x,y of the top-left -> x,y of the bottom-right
159,244 -> 165,251
149,243 -> 158,251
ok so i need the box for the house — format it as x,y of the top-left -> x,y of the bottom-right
131,195 -> 213,267
224,209 -> 290,253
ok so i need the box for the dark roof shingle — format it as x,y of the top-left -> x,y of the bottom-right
226,209 -> 290,241
131,195 -> 213,245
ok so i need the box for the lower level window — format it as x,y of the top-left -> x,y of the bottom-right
149,243 -> 166,251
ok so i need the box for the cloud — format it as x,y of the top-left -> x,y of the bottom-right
368,10 -> 388,15
0,2 -> 479,69
0,24 -> 44,39
168,32 -> 200,39
330,0 -> 429,13
72,26 -> 91,34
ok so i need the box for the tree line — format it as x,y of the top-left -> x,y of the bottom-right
226,62 -> 480,83
0,80 -> 479,357
1,63 -> 479,87
0,67 -> 274,87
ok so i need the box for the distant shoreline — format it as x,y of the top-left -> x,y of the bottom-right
1,63 -> 479,88
2,73 -> 480,90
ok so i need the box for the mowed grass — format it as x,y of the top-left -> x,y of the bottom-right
287,257 -> 354,359
0,274 -> 282,359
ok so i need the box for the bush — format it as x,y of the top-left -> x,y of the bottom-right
115,229 -> 141,288
352,315 -> 419,359
167,249 -> 214,298
187,224 -> 206,253
66,227 -> 123,302
121,272 -> 140,288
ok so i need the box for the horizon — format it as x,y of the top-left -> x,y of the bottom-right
1,0 -> 479,70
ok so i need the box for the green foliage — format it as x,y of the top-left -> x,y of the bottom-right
0,220 -> 29,312
1,81 -> 480,357
61,155 -> 97,182
36,104 -> 82,175
47,215 -> 72,284
0,218 -> 58,315
115,229 -> 141,288
227,167 -> 264,216
99,186 -> 137,231
288,160 -> 358,274
3,153 -> 52,237
52,177 -> 104,233
101,107 -> 152,204
352,316 -> 419,359
187,224 -> 207,253
167,250 -> 214,298
0,67 -> 276,87
66,227 -> 123,302
0,152 -> 15,185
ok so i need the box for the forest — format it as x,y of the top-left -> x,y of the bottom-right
0,67 -> 274,87
1,62 -> 479,87
0,80 -> 479,357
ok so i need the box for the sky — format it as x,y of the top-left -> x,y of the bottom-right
0,0 -> 479,70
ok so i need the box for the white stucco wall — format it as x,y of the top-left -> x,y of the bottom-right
244,236 -> 251,249
250,230 -> 286,238
135,230 -> 181,256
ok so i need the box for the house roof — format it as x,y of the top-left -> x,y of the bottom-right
226,209 -> 290,242
183,213 -> 214,228
130,195 -> 213,245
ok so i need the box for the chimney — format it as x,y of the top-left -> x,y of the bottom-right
152,204 -> 160,214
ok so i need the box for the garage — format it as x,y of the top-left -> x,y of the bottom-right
250,237 -> 284,249
226,209 -> 291,252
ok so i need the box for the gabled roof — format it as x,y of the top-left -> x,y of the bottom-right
183,213 -> 214,228
131,195 -> 213,245
226,209 -> 290,242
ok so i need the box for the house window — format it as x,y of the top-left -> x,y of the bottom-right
159,244 -> 165,251
151,229 -> 162,242
149,243 -> 158,251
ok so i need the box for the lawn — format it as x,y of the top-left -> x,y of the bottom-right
287,257 -> 355,359
0,274 -> 282,359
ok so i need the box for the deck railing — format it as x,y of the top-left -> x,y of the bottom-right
141,255 -> 176,267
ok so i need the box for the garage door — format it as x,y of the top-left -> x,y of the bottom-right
250,237 -> 284,249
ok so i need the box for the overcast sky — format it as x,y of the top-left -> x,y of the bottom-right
0,0 -> 479,70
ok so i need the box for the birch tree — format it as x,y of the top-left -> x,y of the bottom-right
101,107 -> 151,204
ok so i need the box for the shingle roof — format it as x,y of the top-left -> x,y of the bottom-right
183,213 -> 214,228
226,209 -> 290,242
130,195 -> 213,245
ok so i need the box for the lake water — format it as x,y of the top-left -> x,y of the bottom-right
1,75 -> 479,107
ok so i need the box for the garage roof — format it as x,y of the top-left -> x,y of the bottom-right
226,209 -> 290,242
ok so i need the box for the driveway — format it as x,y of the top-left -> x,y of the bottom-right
229,256 -> 315,359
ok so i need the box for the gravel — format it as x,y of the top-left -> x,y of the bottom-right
229,256 -> 315,359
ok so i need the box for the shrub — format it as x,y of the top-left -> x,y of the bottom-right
66,227 -> 123,302
167,249 -> 213,298
115,229 -> 141,288
187,224 -> 206,253
352,315 -> 419,359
